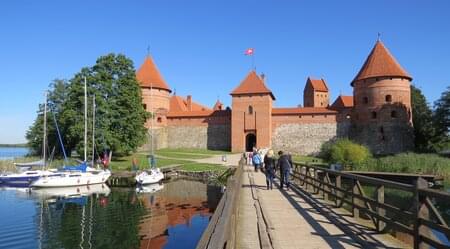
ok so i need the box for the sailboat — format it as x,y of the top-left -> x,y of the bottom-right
135,82 -> 164,185
32,78 -> 111,188
0,93 -> 60,187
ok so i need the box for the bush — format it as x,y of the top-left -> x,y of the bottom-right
327,139 -> 371,168
357,153 -> 450,179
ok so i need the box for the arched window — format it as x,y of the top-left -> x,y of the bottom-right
391,111 -> 397,118
371,111 -> 377,119
157,117 -> 162,123
385,95 -> 392,103
248,105 -> 253,115
143,104 -> 147,110
363,97 -> 369,104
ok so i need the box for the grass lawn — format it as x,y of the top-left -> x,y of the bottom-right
157,148 -> 232,155
180,163 -> 227,172
155,151 -> 212,159
109,153 -> 192,171
291,155 -> 324,164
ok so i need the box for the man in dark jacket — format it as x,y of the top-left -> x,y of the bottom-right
277,150 -> 292,190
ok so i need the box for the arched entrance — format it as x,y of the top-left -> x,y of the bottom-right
245,133 -> 256,152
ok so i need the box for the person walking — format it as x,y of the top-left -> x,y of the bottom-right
264,150 -> 276,190
252,149 -> 262,172
277,150 -> 292,190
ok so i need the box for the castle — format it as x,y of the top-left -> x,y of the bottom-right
136,40 -> 413,155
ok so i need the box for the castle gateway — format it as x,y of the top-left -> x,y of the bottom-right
137,40 -> 413,155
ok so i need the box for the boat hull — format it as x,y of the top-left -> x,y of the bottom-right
135,169 -> 164,185
32,170 -> 111,188
0,171 -> 60,187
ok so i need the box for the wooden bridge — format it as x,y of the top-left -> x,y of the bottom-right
197,160 -> 450,249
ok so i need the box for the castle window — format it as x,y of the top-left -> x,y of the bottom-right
385,95 -> 392,103
299,115 -> 302,118
363,97 -> 368,104
391,111 -> 397,118
371,111 -> 377,119
143,104 -> 147,110
248,105 -> 253,115
311,115 -> 315,118
157,117 -> 162,123
346,114 -> 351,119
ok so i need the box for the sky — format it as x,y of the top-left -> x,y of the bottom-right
0,0 -> 449,144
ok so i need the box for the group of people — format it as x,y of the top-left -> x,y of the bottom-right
245,148 -> 293,191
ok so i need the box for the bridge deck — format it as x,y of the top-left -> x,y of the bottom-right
236,164 -> 408,249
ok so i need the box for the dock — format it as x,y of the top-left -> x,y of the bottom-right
107,165 -> 182,187
197,160 -> 450,249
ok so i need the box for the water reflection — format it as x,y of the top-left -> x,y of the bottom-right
0,179 -> 221,249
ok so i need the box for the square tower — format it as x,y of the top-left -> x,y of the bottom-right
230,71 -> 275,152
303,77 -> 329,107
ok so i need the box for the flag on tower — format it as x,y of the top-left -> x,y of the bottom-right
244,48 -> 254,55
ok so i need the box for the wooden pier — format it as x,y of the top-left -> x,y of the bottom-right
198,160 -> 450,249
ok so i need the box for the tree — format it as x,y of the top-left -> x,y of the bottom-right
27,53 -> 147,158
410,85 -> 437,152
26,79 -> 69,157
433,86 -> 450,150
60,54 -> 147,156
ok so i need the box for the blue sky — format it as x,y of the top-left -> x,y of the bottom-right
1,1 -> 449,143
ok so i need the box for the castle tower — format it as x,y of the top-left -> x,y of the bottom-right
230,71 -> 275,152
351,40 -> 413,154
136,55 -> 172,128
303,77 -> 330,107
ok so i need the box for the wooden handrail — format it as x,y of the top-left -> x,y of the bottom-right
196,158 -> 244,249
290,162 -> 450,249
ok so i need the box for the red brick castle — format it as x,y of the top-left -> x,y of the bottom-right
136,40 -> 413,155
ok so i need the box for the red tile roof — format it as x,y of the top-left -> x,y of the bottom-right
136,56 -> 172,92
331,95 -> 354,110
168,95 -> 211,116
306,77 -> 328,92
352,41 -> 412,85
272,107 -> 337,115
230,71 -> 275,100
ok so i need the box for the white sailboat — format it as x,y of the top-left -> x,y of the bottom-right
135,80 -> 164,185
32,78 -> 111,188
0,92 -> 60,187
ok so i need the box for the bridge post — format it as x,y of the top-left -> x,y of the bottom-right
352,179 -> 360,219
413,177 -> 429,249
376,185 -> 385,232
335,175 -> 341,208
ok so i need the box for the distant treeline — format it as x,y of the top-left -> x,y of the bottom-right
0,143 -> 28,148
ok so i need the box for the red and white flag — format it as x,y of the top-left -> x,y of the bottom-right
244,48 -> 254,55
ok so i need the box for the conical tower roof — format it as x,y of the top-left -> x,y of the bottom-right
230,70 -> 275,100
136,55 -> 171,92
352,41 -> 412,86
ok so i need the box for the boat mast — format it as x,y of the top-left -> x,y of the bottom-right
84,77 -> 88,162
151,81 -> 154,158
43,91 -> 47,168
92,95 -> 95,167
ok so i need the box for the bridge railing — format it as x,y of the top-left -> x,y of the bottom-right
290,162 -> 450,249
196,157 -> 244,249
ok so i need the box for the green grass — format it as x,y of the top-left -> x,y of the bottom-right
109,153 -> 192,171
291,155 -> 324,163
179,163 -> 226,172
356,153 -> 450,180
156,148 -> 232,155
155,151 -> 212,159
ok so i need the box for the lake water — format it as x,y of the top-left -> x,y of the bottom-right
0,179 -> 222,249
0,147 -> 29,160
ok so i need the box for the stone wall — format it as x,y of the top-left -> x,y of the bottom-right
350,122 -> 413,155
139,127 -> 168,151
166,124 -> 231,150
272,122 -> 350,155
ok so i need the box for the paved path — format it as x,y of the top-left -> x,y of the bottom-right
236,164 -> 408,249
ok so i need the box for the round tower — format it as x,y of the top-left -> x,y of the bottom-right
136,55 -> 172,128
351,40 -> 413,154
